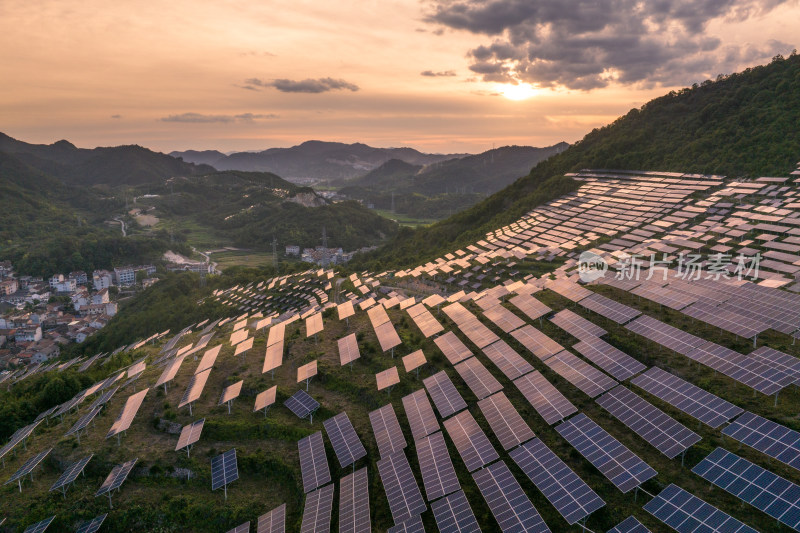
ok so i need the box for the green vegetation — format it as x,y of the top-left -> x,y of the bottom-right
354,52 -> 800,270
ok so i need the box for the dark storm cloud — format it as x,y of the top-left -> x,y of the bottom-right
244,77 -> 359,93
424,0 -> 793,89
160,112 -> 278,123
421,70 -> 457,77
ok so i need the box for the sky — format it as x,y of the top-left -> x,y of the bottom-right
1,0 -> 797,154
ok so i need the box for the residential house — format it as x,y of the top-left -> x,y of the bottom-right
17,325 -> 42,343
92,270 -> 113,291
69,271 -> 88,285
0,279 -> 18,295
53,278 -> 77,293
92,288 -> 110,305
286,245 -> 300,256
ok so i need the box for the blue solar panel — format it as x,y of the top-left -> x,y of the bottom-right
722,411 -> 800,472
284,390 -> 320,420
607,516 -> 651,533
472,460 -> 550,533
211,449 -> 239,492
692,447 -> 800,530
643,484 -> 758,533
431,490 -> 481,533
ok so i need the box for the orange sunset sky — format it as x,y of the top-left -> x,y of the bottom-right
2,0 -> 798,154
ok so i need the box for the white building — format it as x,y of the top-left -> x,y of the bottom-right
17,325 -> 42,343
114,267 -> 136,286
53,278 -> 77,293
92,270 -> 113,291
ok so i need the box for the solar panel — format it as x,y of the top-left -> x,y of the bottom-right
369,404 -> 407,458
572,337 -> 646,381
545,350 -> 618,397
155,356 -> 187,388
607,516 -> 651,533
284,390 -> 320,420
219,380 -> 244,410
176,418 -> 205,453
50,454 -> 93,494
402,389 -> 440,441
338,333 -> 361,366
454,356 -> 502,400
227,522 -> 250,533
434,331 -> 473,364
509,293 -> 552,321
387,515 -> 425,533
377,451 -> 427,524
443,409 -> 499,472
511,325 -> 565,360
510,437 -> 605,524
368,304 -> 391,327
297,361 -> 318,383
408,304 -> 445,337
339,467 -> 371,533
402,350 -> 427,373
550,309 -> 607,340
376,367 -> 400,391
416,431 -> 461,501
195,345 -> 221,374
423,371 -> 467,418
630,367 -> 743,428
323,412 -> 367,468
230,328 -> 248,346
257,504 -> 286,533
267,322 -> 286,346
298,431 -> 331,493
483,304 -> 526,333
431,490 -> 481,533
478,391 -> 535,450
579,292 -> 642,324
65,406 -> 102,439
547,279 -> 592,302
22,515 -> 55,533
692,447 -> 800,530
263,342 -> 283,374
234,337 -> 254,356
254,386 -> 277,415
338,300 -> 355,320
6,448 -> 51,489
472,460 -> 551,533
481,339 -> 534,380
596,386 -> 701,459
513,370 -> 578,424
75,513 -> 107,533
0,419 -> 43,463
96,458 -> 137,497
306,312 -> 324,337
721,411 -> 800,472
555,413 -> 656,493
106,388 -> 149,440
179,370 -> 211,410
211,449 -> 239,495
643,484 -> 758,533
300,484 -> 335,533
375,321 -> 402,352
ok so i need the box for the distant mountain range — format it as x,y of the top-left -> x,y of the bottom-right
171,140 -> 468,181
0,133 -> 214,186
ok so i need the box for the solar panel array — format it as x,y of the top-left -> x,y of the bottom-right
572,337 -> 646,381
179,370 -> 211,409
555,413 -> 657,493
211,449 -> 239,491
643,484 -> 758,533
6,448 -> 51,487
443,302 -> 500,349
434,331 -> 473,365
257,504 -> 286,533
227,522 -> 250,533
511,325 -> 565,360
509,293 -> 552,320
300,484 -> 335,533
176,419 -> 205,452
430,490 -> 482,533
478,391 -> 535,450
298,431 -> 331,493
544,350 -> 618,397
472,460 -> 551,533
481,339 -> 534,380
630,367 -> 743,428
195,345 -> 221,374
284,390 -> 320,420
607,516 -> 652,533
369,404 -> 407,458
407,304 -> 445,337
96,458 -> 137,496
692,447 -> 800,530
483,304 -> 525,333
22,516 -> 55,533
339,467 -> 371,533
402,389 -> 440,441
338,333 -> 361,366
387,515 -> 425,533
75,513 -> 107,533
579,292 -> 641,324
510,437 -> 605,524
423,371 -> 468,418
50,454 -> 93,494
323,412 -> 367,468
443,409 -> 499,472
65,406 -> 102,438
596,386 -> 701,459
722,411 -> 800,471
416,431 -> 461,501
377,451 -> 427,524
513,370 -> 578,424
107,388 -> 149,439
550,309 -> 607,340
454,356 -> 503,400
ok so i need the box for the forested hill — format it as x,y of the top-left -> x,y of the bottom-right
0,133 -> 215,186
353,52 -> 800,270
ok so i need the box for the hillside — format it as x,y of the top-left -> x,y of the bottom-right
353,53 -> 800,269
171,140 -> 466,182
0,133 -> 215,186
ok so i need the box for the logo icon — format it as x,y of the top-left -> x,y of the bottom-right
578,251 -> 607,283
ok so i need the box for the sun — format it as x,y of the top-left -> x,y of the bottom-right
500,83 -> 539,101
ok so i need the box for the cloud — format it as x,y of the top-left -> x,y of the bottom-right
421,70 -> 457,77
160,112 -> 278,123
424,0 -> 793,90
243,77 -> 360,93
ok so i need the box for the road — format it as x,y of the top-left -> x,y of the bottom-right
112,217 -> 126,236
